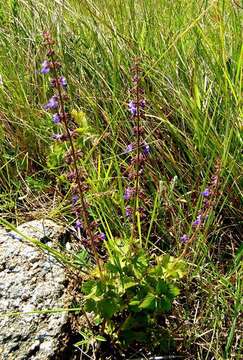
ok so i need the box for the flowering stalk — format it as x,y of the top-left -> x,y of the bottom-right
124,59 -> 149,240
179,161 -> 221,258
133,61 -> 142,239
41,32 -> 103,276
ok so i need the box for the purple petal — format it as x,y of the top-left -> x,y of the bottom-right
143,142 -> 150,155
125,206 -> 132,217
125,144 -> 133,153
60,76 -> 67,88
98,233 -> 106,241
41,60 -> 50,74
192,214 -> 203,227
124,187 -> 133,201
72,195 -> 79,205
52,133 -> 63,141
180,234 -> 189,243
52,113 -> 61,123
44,96 -> 59,110
201,188 -> 210,197
128,100 -> 137,116
75,219 -> 83,229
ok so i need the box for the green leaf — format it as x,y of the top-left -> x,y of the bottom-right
129,300 -> 140,306
169,284 -> 180,297
121,330 -> 147,345
105,262 -> 121,274
97,298 -> 119,319
94,315 -> 102,325
121,313 -> 149,331
139,293 -> 156,310
128,299 -> 140,312
74,249 -> 90,267
159,296 -> 172,312
82,280 -> 96,295
160,256 -> 187,279
95,335 -> 106,342
124,281 -> 137,290
71,109 -> 88,129
156,279 -> 169,295
84,298 -> 96,312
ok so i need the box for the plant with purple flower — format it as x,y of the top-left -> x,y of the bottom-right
60,76 -> 67,88
201,188 -> 210,197
125,206 -> 132,217
124,187 -> 134,201
41,60 -> 50,74
52,113 -> 61,124
192,214 -> 203,227
41,31 -> 103,276
123,59 -> 150,239
180,234 -> 189,243
39,33 -> 187,352
179,161 -> 221,255
72,194 -> 79,205
44,95 -> 59,110
125,143 -> 133,153
128,100 -> 137,116
143,141 -> 150,156
75,219 -> 83,229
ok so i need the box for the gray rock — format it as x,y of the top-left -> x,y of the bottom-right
0,220 -> 71,360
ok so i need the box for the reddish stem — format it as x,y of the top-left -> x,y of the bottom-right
48,45 -> 102,276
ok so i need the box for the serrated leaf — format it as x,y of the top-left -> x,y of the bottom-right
156,279 -> 169,295
84,298 -> 96,312
169,284 -> 180,297
139,293 -> 156,310
159,296 -> 172,312
97,298 -> 119,319
121,313 -> 148,331
105,262 -> 120,273
82,280 -> 96,295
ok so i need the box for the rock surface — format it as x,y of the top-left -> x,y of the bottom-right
0,220 -> 70,360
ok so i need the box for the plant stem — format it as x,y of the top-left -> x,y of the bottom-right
49,50 -> 103,277
132,63 -> 141,241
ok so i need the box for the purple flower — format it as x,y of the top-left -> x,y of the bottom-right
125,144 -> 133,153
72,195 -> 79,205
128,100 -> 137,116
44,96 -> 58,110
52,113 -> 61,123
52,133 -> 63,141
125,206 -> 132,217
52,133 -> 68,141
180,234 -> 189,243
143,142 -> 150,155
41,60 -> 50,74
96,233 -> 106,241
124,187 -> 134,201
75,219 -> 82,229
201,188 -> 210,197
60,76 -> 67,88
192,214 -> 203,227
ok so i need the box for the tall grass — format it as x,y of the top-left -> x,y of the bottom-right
0,0 -> 242,358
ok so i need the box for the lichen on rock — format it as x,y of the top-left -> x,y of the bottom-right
0,219 -> 71,360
